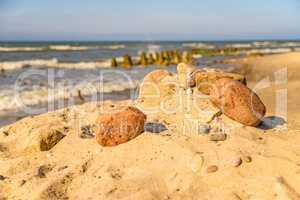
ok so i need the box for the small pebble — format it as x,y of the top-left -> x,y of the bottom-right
58,165 -> 68,171
2,131 -> 9,136
198,124 -> 211,134
20,179 -> 26,186
209,133 -> 227,141
206,165 -> 218,173
0,175 -> 7,181
144,122 -> 168,133
243,156 -> 252,163
80,125 -> 95,139
231,157 -> 242,167
37,165 -> 52,178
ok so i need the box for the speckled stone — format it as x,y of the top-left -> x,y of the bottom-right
209,78 -> 266,126
95,106 -> 146,147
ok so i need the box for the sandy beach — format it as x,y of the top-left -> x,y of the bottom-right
1,52 -> 300,200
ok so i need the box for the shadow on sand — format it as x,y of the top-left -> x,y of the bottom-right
258,116 -> 286,130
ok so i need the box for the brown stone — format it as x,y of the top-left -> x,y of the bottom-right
206,165 -> 218,173
95,106 -> 146,147
209,133 -> 227,141
209,78 -> 266,126
193,69 -> 246,95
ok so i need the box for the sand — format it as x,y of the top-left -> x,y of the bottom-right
1,52 -> 300,200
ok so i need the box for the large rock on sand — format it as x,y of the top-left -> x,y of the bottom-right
95,106 -> 146,147
209,78 -> 266,126
138,70 -> 177,110
193,69 -> 246,95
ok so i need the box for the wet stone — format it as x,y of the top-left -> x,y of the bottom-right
148,53 -> 155,65
122,54 -> 133,69
139,52 -> 148,66
111,57 -> 118,67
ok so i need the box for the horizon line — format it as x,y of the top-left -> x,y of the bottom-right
1,38 -> 300,43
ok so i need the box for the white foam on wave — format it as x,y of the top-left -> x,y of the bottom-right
283,42 -> 300,47
252,41 -> 273,47
252,41 -> 300,48
0,45 -> 96,52
48,45 -> 92,51
182,43 -> 215,49
0,44 -> 126,52
246,48 -> 292,54
103,44 -> 126,50
225,43 -> 252,48
0,59 -> 112,71
0,78 -> 139,114
0,47 -> 45,52
147,44 -> 161,53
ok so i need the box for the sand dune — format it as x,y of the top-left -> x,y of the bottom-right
1,53 -> 300,200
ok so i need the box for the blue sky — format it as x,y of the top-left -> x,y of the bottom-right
0,0 -> 300,41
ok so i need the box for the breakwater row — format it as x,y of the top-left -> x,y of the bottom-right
111,50 -> 193,68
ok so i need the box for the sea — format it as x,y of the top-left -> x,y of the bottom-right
0,40 -> 299,126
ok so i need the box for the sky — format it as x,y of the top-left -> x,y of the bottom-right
0,0 -> 300,41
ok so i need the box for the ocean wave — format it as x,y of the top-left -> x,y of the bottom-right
225,43 -> 252,48
0,45 -> 95,52
103,44 -> 126,50
246,48 -> 292,54
48,45 -> 92,51
279,42 -> 300,47
0,44 -> 126,52
0,59 -> 111,71
252,41 -> 273,47
0,79 -> 139,113
147,44 -> 161,53
0,47 -> 45,52
182,43 -> 215,49
252,41 -> 300,48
